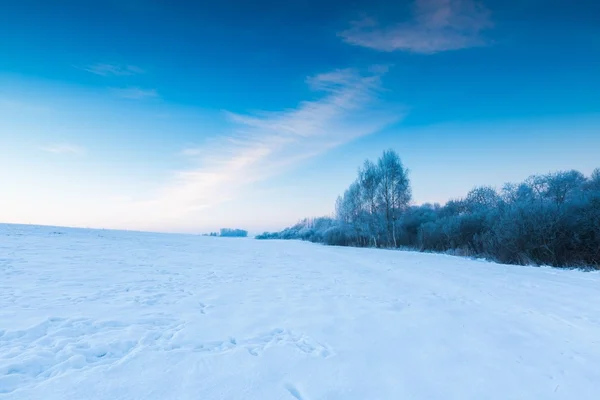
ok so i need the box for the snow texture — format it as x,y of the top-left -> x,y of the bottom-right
1,223 -> 599,399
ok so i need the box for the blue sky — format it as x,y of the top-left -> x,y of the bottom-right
1,0 -> 599,233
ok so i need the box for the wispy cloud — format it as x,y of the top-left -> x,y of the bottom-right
112,87 -> 159,100
138,67 -> 403,221
179,147 -> 205,157
40,143 -> 86,155
339,0 -> 493,53
82,63 -> 145,76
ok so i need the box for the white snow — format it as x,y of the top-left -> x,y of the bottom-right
1,223 -> 599,399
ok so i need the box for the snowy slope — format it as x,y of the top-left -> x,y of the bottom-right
1,224 -> 599,399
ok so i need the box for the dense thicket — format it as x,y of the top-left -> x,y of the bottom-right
256,149 -> 600,268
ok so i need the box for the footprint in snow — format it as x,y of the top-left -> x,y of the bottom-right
285,383 -> 306,400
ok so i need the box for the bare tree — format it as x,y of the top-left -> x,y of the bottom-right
359,160 -> 382,247
336,181 -> 365,245
377,149 -> 411,247
544,170 -> 586,205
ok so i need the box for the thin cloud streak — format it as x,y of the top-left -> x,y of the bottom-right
339,0 -> 493,53
82,63 -> 145,76
130,67 -> 404,225
40,143 -> 86,155
112,87 -> 159,100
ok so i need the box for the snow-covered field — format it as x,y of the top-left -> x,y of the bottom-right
1,224 -> 599,399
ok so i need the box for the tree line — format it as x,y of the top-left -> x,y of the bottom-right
203,228 -> 248,238
257,149 -> 600,269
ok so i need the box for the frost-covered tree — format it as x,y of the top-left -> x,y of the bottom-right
584,168 -> 600,192
502,182 -> 535,204
465,186 -> 500,211
358,160 -> 382,246
336,181 -> 367,245
543,170 -> 586,205
220,228 -> 248,237
376,149 -> 411,247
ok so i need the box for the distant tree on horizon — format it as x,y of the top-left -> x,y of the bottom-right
219,228 -> 248,238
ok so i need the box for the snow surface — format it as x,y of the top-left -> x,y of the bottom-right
1,223 -> 599,399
